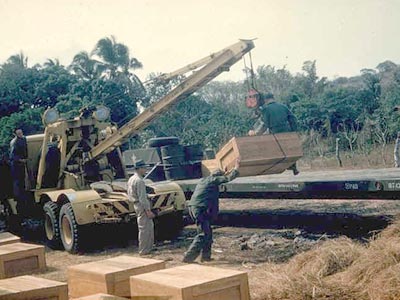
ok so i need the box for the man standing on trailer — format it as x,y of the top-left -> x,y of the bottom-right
248,92 -> 300,175
183,158 -> 240,263
127,159 -> 155,255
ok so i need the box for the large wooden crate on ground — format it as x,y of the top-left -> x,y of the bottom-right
0,232 -> 20,246
68,255 -> 166,298
0,242 -> 46,278
72,293 -> 128,300
215,133 -> 303,177
0,275 -> 67,300
130,264 -> 250,300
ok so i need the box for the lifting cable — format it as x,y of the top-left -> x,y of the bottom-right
244,51 -> 290,174
243,55 -> 251,91
243,51 -> 257,91
248,51 -> 257,90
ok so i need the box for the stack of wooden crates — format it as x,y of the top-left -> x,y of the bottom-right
0,232 -> 68,300
67,256 -> 250,300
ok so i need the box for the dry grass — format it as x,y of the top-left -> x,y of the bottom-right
299,143 -> 396,171
251,219 -> 400,300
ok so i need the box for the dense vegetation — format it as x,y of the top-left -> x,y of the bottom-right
1,37 -> 400,163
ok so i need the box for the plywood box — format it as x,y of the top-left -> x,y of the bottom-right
130,264 -> 250,300
0,275 -> 67,300
215,133 -> 303,177
0,242 -> 46,279
73,293 -> 129,300
68,255 -> 166,298
200,159 -> 219,177
0,232 -> 20,246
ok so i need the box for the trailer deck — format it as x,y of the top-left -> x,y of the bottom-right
175,168 -> 400,199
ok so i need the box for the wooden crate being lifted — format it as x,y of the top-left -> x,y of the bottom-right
130,264 -> 250,300
214,132 -> 303,177
68,255 -> 166,298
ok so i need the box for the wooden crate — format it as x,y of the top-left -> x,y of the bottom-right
0,242 -> 46,279
0,275 -> 67,300
215,133 -> 303,177
68,255 -> 166,298
73,293 -> 128,300
130,264 -> 250,300
200,159 -> 219,176
0,232 -> 20,246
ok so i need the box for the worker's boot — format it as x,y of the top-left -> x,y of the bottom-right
182,237 -> 203,263
200,237 -> 213,262
182,251 -> 198,263
289,163 -> 300,176
200,257 -> 214,262
293,167 -> 300,176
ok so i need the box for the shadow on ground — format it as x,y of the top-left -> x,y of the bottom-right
217,208 -> 392,239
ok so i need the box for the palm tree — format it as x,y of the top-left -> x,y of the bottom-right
69,51 -> 104,80
91,36 -> 142,79
6,52 -> 28,68
43,58 -> 61,68
91,36 -> 144,97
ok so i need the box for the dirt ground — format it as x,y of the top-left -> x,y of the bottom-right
19,198 -> 400,299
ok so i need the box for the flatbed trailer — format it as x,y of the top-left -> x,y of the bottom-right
175,168 -> 400,200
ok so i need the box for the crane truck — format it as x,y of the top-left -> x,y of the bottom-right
0,40 -> 255,253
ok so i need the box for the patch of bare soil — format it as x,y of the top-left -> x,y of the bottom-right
20,198 -> 400,298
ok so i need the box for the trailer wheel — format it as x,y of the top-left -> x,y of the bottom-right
59,203 -> 80,253
43,201 -> 62,249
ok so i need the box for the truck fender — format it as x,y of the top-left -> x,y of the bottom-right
56,190 -> 103,225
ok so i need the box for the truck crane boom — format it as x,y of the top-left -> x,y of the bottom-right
88,39 -> 255,161
155,40 -> 253,82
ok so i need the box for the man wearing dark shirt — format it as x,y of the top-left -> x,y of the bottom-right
9,128 -> 28,198
248,93 -> 300,175
9,128 -> 28,217
183,158 -> 240,263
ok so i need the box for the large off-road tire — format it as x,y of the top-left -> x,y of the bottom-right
43,201 -> 62,249
59,203 -> 80,253
154,211 -> 184,241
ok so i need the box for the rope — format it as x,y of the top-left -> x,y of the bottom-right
248,51 -> 257,90
243,56 -> 251,91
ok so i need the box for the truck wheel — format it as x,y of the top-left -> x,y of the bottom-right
43,202 -> 62,249
155,211 -> 184,240
59,203 -> 80,253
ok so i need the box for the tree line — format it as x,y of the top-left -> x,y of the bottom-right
1,37 -> 400,163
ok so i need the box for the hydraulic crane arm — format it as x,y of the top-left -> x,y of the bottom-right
88,39 -> 255,161
156,42 -> 243,82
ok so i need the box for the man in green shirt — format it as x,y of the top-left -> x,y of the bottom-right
248,92 -> 299,175
183,158 -> 240,263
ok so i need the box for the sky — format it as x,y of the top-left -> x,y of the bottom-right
0,0 -> 399,82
